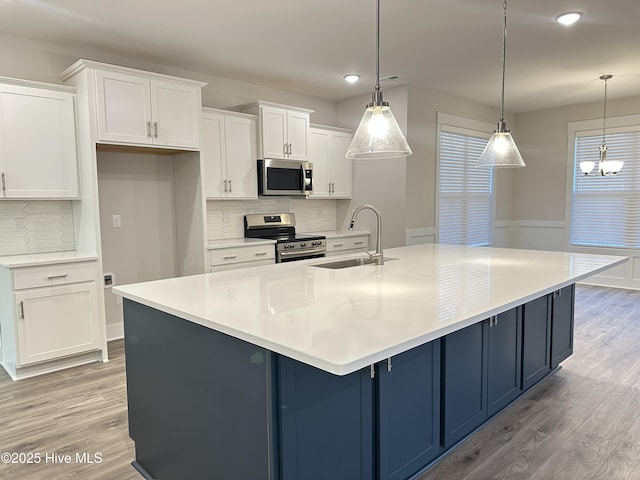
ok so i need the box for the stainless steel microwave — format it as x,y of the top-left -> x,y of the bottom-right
258,159 -> 313,196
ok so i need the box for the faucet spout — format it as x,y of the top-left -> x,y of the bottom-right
348,204 -> 383,265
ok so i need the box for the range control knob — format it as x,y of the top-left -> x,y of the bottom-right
301,242 -> 306,247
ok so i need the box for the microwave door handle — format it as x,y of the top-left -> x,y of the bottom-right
300,164 -> 305,193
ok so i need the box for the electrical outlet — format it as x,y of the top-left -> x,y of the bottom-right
112,214 -> 122,228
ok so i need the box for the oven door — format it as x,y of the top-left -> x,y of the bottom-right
258,159 -> 313,196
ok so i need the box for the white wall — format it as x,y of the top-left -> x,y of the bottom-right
97,151 -> 179,334
512,94 -> 640,289
0,32 -> 338,125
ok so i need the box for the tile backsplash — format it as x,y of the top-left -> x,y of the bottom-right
207,198 -> 337,240
0,201 -> 75,256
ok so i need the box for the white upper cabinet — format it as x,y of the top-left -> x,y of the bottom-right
62,60 -> 206,150
96,70 -> 202,149
202,108 -> 257,199
308,125 -> 352,199
0,80 -> 79,199
239,101 -> 312,161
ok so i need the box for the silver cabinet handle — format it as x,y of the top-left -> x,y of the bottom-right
354,241 -> 364,246
228,179 -> 232,192
153,121 -> 159,138
223,179 -> 228,192
254,252 -> 267,256
370,364 -> 375,379
47,274 -> 69,280
333,243 -> 343,247
283,143 -> 288,156
223,255 -> 237,260
19,301 -> 24,320
1,172 -> 5,195
146,121 -> 151,137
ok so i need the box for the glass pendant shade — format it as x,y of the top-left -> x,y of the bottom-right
477,0 -> 525,168
579,160 -> 596,175
477,130 -> 525,167
346,103 -> 412,159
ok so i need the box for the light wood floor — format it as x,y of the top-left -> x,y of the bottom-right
1,285 -> 639,480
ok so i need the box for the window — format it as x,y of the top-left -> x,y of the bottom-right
570,128 -> 640,248
437,114 -> 494,246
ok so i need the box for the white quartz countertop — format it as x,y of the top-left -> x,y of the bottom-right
114,244 -> 627,376
207,238 -> 276,249
0,251 -> 98,268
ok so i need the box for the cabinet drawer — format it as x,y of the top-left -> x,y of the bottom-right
210,245 -> 275,266
326,235 -> 369,254
13,262 -> 97,290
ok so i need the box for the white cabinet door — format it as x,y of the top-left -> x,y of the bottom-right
202,110 -> 257,200
224,115 -> 257,199
261,106 -> 287,159
202,111 -> 227,198
329,131 -> 352,198
0,84 -> 79,199
286,110 -> 309,161
15,282 -> 100,366
95,69 -> 152,145
308,128 -> 331,198
150,79 -> 200,149
96,71 -> 200,148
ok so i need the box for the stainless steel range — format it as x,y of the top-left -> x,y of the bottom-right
244,213 -> 326,263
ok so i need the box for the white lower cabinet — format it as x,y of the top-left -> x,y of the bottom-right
0,260 -> 103,379
325,234 -> 371,257
15,282 -> 99,365
209,243 -> 275,272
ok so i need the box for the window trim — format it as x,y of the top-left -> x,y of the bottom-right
564,113 -> 640,253
436,112 -> 496,245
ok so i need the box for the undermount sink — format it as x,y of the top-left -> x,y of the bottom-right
312,257 -> 397,269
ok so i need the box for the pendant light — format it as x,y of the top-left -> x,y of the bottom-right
580,75 -> 623,176
477,0 -> 525,168
345,0 -> 412,159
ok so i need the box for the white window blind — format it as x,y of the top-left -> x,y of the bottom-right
438,128 -> 493,246
571,130 -> 640,248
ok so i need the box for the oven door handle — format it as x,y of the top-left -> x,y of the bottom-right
278,247 -> 326,259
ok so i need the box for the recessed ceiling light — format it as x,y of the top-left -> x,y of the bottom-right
555,11 -> 583,26
344,74 -> 360,84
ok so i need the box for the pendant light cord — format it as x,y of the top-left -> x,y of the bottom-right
500,0 -> 507,125
375,0 -> 381,93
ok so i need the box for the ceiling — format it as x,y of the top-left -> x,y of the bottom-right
0,0 -> 638,113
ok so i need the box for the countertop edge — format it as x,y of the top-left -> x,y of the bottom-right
0,252 -> 99,268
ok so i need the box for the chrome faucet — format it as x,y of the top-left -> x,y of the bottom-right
349,204 -> 384,265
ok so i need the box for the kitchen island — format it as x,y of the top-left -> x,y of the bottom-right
114,244 -> 626,480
